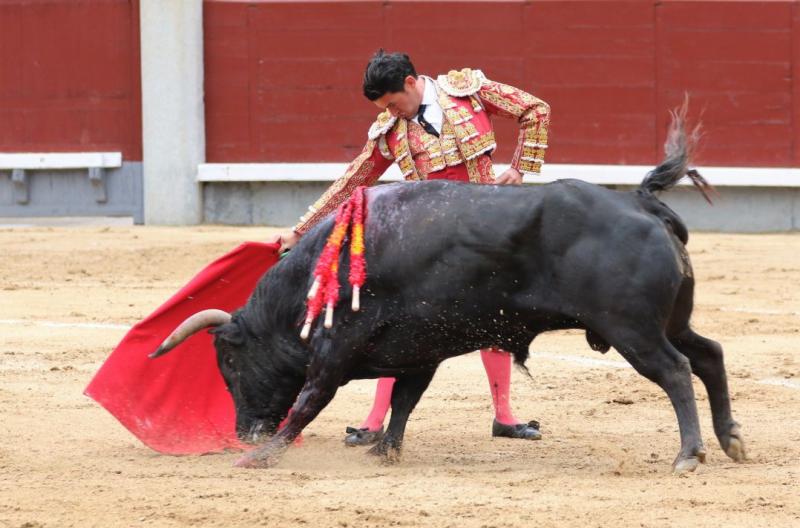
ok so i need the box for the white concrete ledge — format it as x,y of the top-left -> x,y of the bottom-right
198,162 -> 800,187
0,152 -> 122,170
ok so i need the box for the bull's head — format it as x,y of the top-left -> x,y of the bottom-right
149,309 -> 304,444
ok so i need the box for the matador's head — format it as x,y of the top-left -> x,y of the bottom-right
363,49 -> 424,120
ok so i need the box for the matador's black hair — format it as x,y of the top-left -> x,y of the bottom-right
362,49 -> 417,101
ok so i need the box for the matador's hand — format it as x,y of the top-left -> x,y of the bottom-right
268,231 -> 301,253
494,167 -> 523,185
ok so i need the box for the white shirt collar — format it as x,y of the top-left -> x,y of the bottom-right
420,76 -> 438,106
412,76 -> 444,134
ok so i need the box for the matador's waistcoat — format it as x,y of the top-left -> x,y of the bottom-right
295,68 -> 550,234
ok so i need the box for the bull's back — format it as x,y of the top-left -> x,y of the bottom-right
364,180 -> 684,315
365,179 -> 667,266
364,181 -> 546,280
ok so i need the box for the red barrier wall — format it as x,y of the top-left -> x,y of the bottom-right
204,0 -> 800,168
1,1 -> 796,168
0,0 -> 142,160
656,1 -> 794,167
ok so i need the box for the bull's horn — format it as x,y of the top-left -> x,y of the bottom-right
148,309 -> 231,359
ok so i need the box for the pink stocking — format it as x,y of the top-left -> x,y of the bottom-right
359,377 -> 395,431
480,348 -> 521,425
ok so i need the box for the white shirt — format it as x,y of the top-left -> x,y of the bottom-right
411,76 -> 444,135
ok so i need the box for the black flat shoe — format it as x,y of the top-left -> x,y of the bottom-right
344,426 -> 384,446
492,419 -> 542,440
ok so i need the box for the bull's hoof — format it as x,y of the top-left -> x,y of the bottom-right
367,441 -> 401,464
234,453 -> 278,469
234,444 -> 285,469
672,456 -> 700,474
672,447 -> 706,475
722,425 -> 747,462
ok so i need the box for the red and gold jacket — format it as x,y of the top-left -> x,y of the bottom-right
294,68 -> 550,235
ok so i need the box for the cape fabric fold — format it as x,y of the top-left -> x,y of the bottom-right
84,242 -> 280,454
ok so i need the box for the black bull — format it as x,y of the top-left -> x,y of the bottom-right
152,120 -> 745,473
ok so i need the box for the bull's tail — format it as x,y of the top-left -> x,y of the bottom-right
640,98 -> 716,204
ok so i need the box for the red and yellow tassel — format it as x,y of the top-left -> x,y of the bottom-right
301,186 -> 368,339
349,186 -> 367,311
301,199 -> 353,339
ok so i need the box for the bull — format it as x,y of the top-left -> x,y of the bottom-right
151,111 -> 745,473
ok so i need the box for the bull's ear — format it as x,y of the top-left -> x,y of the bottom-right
210,322 -> 245,346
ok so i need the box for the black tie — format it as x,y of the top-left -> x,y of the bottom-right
416,104 -> 439,137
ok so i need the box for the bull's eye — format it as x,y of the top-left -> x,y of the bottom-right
225,355 -> 235,367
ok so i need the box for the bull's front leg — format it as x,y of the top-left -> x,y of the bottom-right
368,369 -> 436,463
235,348 -> 345,469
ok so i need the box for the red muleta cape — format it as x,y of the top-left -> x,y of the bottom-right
84,242 -> 281,455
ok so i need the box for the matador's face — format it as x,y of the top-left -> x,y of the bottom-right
373,75 -> 424,120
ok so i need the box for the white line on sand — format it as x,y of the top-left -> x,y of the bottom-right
0,318 -> 130,330
533,353 -> 798,391
2,318 -> 796,391
720,307 -> 800,317
534,352 -> 630,369
757,378 -> 800,390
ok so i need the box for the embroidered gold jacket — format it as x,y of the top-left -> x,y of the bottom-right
294,68 -> 550,235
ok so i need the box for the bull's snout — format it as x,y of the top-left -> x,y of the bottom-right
238,420 -> 271,445
236,414 -> 281,445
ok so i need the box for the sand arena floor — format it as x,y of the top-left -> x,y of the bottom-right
0,225 -> 799,528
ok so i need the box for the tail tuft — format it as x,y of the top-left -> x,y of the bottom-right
641,96 -> 715,204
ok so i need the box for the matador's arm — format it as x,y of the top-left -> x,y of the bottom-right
477,79 -> 550,175
293,139 -> 393,235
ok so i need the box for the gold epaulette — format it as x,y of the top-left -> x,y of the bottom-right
436,68 -> 486,97
367,109 -> 397,140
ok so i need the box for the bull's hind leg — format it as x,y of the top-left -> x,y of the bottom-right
611,331 -> 706,473
368,369 -> 436,463
671,329 -> 746,462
